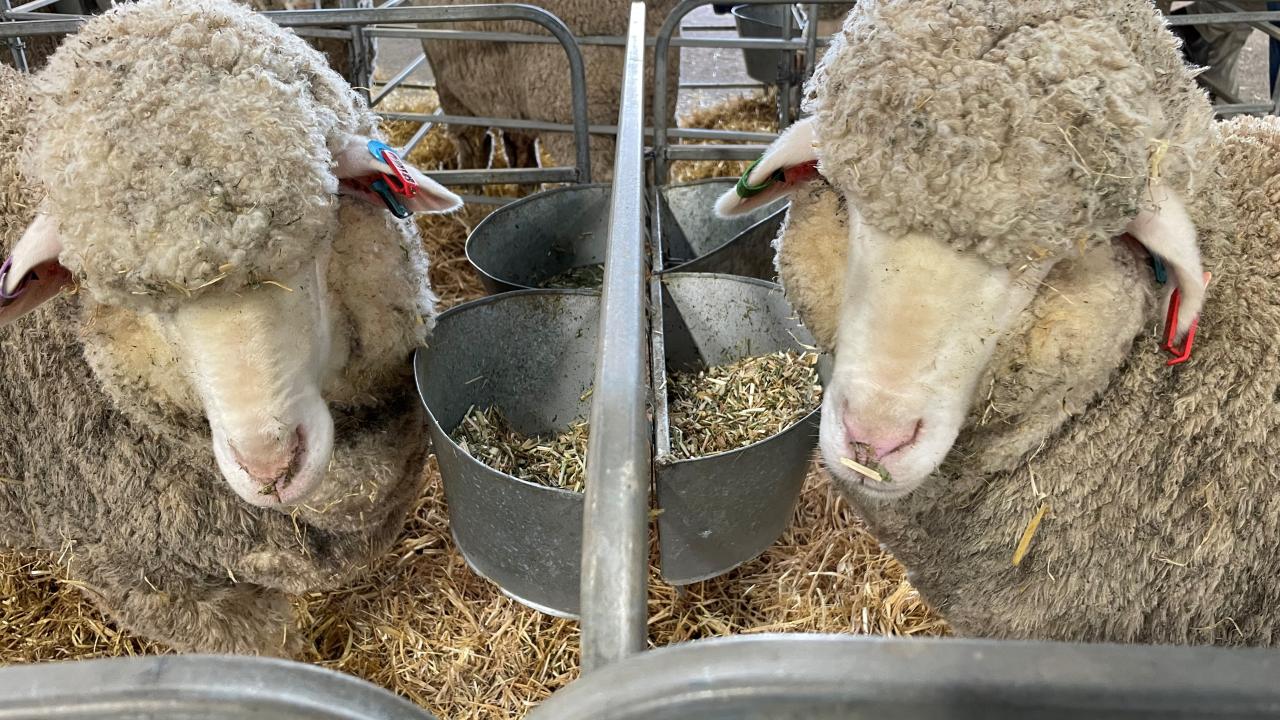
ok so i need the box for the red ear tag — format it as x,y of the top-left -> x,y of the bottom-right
1162,271 -> 1212,367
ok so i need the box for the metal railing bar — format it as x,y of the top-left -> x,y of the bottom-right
579,0 -> 650,675
370,50 -> 426,107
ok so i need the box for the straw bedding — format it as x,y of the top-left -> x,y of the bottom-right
0,89 -> 945,719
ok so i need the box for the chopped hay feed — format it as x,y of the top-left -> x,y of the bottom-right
450,406 -> 589,492
667,351 -> 821,459
539,263 -> 605,290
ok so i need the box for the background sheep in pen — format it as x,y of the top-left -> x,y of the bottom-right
0,0 -> 461,654
414,0 -> 684,183
721,0 -> 1280,644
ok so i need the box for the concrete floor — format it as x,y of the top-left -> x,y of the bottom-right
371,6 -> 1277,116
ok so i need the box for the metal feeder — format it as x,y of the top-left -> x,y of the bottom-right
465,184 -> 612,293
651,272 -> 827,585
731,3 -> 802,84
414,290 -> 600,617
658,178 -> 788,279
467,180 -> 787,293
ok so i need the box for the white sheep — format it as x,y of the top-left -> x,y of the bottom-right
719,0 -> 1280,645
0,0 -> 459,654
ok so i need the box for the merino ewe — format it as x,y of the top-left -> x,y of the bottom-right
0,0 -> 460,654
415,0 -> 682,183
719,0 -> 1280,645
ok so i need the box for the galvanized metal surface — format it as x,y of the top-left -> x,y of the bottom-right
414,290 -> 601,618
651,273 -> 821,584
527,634 -> 1280,720
0,655 -> 435,720
658,178 -> 786,279
578,1 -> 651,674
731,5 -> 799,89
466,184 -> 612,293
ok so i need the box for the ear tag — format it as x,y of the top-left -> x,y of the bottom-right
1161,271 -> 1212,367
367,140 -> 419,198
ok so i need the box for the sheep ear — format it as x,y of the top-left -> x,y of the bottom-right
0,214 -> 74,328
1124,181 -> 1208,339
716,117 -> 820,217
331,134 -> 463,214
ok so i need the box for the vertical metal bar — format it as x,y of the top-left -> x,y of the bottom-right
579,0 -> 649,674
777,4 -> 792,127
1,0 -> 30,72
803,2 -> 819,101
345,0 -> 372,102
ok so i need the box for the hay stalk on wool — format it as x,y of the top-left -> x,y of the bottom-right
1012,503 -> 1051,567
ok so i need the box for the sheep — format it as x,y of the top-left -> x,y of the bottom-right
414,0 -> 683,183
0,0 -> 461,654
718,0 -> 1280,645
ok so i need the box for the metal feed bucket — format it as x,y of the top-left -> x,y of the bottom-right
731,4 -> 802,84
651,273 -> 826,585
414,290 -> 600,617
465,184 -> 612,293
468,179 -> 788,292
658,178 -> 787,279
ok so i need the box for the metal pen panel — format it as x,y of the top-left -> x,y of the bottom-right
578,1 -> 650,675
651,0 -> 853,185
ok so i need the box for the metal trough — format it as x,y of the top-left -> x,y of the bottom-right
0,654 -> 435,720
651,273 -> 825,585
527,634 -> 1280,720
657,178 -> 787,279
414,290 -> 600,617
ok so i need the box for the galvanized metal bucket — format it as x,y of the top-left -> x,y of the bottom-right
651,273 -> 826,585
465,184 -> 613,294
731,3 -> 801,84
414,290 -> 600,617
657,178 -> 787,280
467,180 -> 788,293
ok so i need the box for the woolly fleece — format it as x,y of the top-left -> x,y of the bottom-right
28,0 -> 382,309
807,0 -> 1216,268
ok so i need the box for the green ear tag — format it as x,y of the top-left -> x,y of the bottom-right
735,157 -> 786,199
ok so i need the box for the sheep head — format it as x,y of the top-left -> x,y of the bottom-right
718,0 -> 1216,498
0,0 -> 461,509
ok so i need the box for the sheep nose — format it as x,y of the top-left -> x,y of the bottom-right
231,428 -> 303,484
842,414 -> 921,460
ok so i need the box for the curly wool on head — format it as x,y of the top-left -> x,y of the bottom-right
806,0 -> 1216,267
26,0 -> 381,308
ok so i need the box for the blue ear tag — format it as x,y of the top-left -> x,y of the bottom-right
1150,254 -> 1169,285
